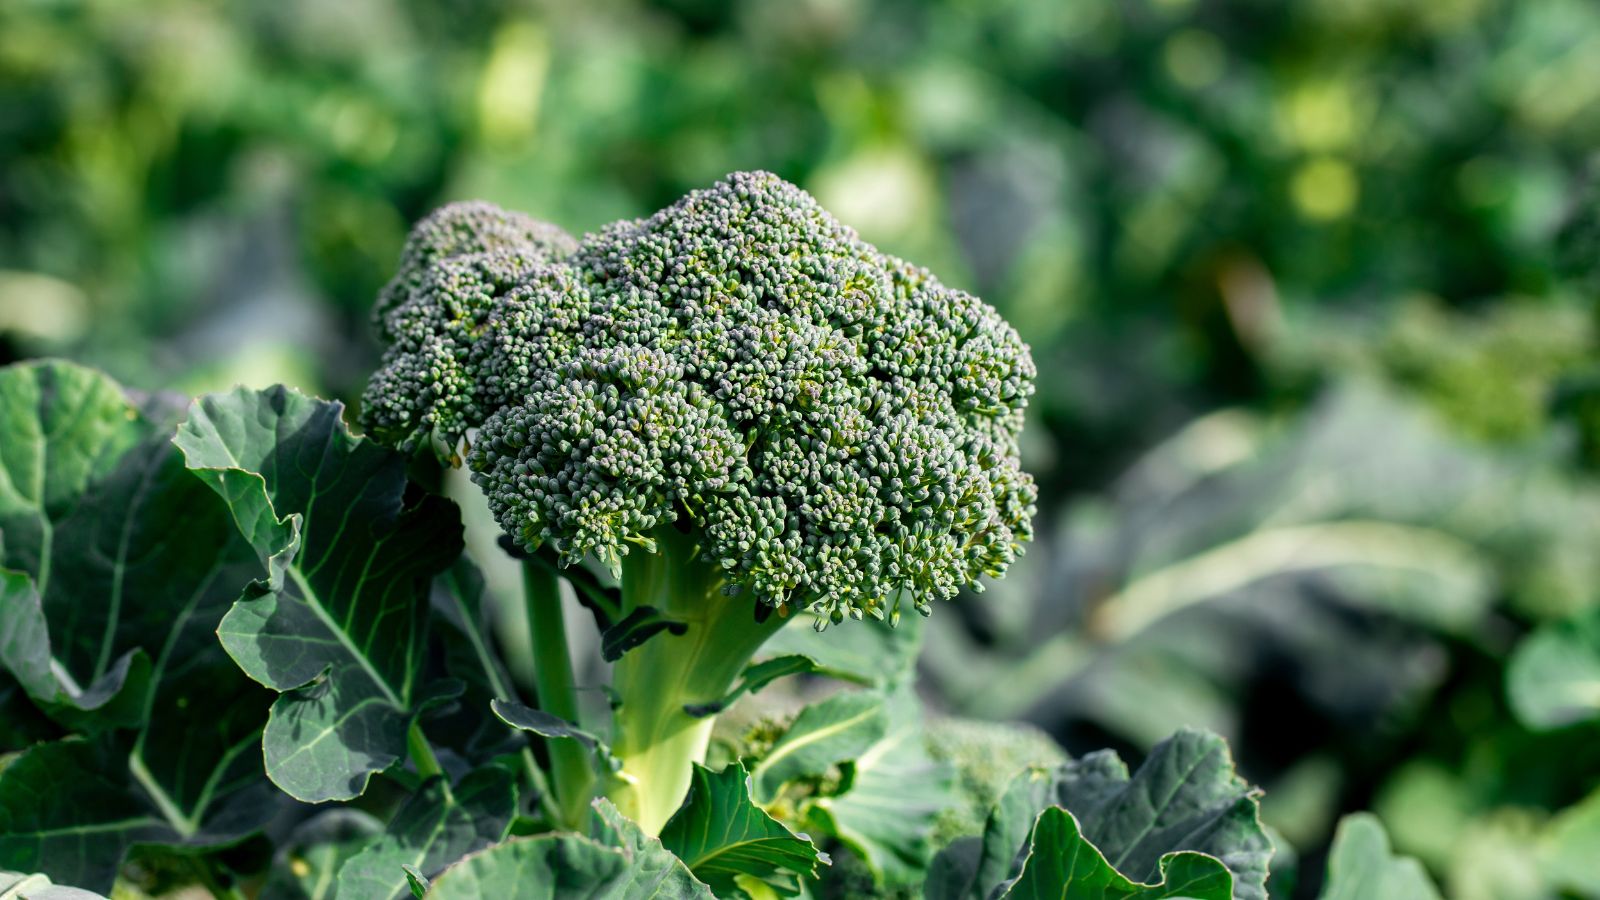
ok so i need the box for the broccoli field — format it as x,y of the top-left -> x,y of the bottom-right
2,0 -> 1600,897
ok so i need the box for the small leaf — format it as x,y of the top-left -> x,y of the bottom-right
491,699 -> 620,772
998,807 -> 1234,899
750,691 -> 888,803
684,655 -> 822,718
1507,607 -> 1600,730
401,866 -> 429,899
600,606 -> 688,662
659,762 -> 827,897
427,831 -> 711,899
1318,814 -> 1441,900
176,385 -> 465,802
336,767 -> 516,900
0,570 -> 149,730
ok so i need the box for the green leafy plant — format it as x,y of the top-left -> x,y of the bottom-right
0,174 -> 1461,899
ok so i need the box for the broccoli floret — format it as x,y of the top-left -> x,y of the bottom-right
363,202 -> 578,450
362,171 -> 1037,834
369,171 -> 1035,620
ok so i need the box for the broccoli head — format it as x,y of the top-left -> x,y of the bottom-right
364,171 -> 1036,625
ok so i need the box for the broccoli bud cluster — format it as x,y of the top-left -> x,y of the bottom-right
364,172 -> 1036,623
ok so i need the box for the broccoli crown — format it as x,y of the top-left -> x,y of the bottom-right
363,171 -> 1036,621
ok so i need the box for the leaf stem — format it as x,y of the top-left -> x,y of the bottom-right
407,721 -> 444,781
523,559 -> 596,828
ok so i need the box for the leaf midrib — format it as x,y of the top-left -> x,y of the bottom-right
751,701 -> 879,791
287,564 -> 402,707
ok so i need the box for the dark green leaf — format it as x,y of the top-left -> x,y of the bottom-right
427,831 -> 712,899
0,735 -> 275,894
997,807 -> 1234,900
658,762 -> 827,897
336,767 -> 517,900
0,362 -> 277,892
1317,814 -> 1440,900
749,690 -> 888,803
175,385 -> 465,802
1507,607 -> 1600,730
1044,729 -> 1271,900
0,570 -> 147,731
684,655 -> 821,718
0,739 -> 166,891
600,606 -> 687,663
931,729 -> 1272,900
428,560 -> 528,765
492,699 -> 620,773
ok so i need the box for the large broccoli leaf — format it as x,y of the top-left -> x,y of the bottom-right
801,688 -> 953,888
997,806 -> 1234,899
0,362 -> 276,891
930,728 -> 1271,900
175,385 -> 464,802
426,824 -> 710,899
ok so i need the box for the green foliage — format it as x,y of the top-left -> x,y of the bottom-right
999,807 -> 1235,900
333,768 -> 516,900
658,762 -> 826,896
175,385 -> 465,803
924,715 -> 1068,848
1318,814 -> 1440,900
425,827 -> 710,899
801,689 -> 954,888
749,691 -> 888,804
929,729 -> 1271,900
0,362 -> 274,892
1507,606 -> 1600,730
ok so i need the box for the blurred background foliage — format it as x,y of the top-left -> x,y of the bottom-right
3,0 -> 1600,895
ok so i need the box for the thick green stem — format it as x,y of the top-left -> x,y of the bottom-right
606,526 -> 786,835
524,560 -> 597,829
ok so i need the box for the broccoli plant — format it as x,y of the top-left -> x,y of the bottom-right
361,171 -> 1038,834
0,173 -> 1450,899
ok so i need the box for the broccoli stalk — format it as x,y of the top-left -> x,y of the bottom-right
362,172 -> 1037,836
607,524 -> 786,832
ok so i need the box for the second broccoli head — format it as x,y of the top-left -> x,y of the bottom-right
363,171 -> 1037,623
